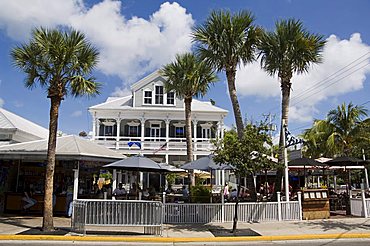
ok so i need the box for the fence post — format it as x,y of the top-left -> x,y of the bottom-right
162,192 -> 166,224
361,190 -> 368,218
277,192 -> 282,221
221,188 -> 225,223
297,191 -> 302,221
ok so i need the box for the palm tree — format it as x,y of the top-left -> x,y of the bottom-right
258,19 -> 326,195
303,102 -> 370,157
11,27 -> 100,231
192,10 -> 260,140
160,53 -> 217,185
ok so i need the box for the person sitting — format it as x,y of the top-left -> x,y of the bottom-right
22,184 -> 37,211
129,183 -> 139,199
182,185 -> 189,202
113,183 -> 126,199
166,185 -> 174,194
230,189 -> 238,201
142,188 -> 150,200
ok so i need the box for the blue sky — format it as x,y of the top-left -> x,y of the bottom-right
0,0 -> 369,142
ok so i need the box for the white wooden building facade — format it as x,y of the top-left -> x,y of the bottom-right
89,70 -> 228,165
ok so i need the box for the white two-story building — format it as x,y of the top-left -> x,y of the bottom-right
89,70 -> 228,166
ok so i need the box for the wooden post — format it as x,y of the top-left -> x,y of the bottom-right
277,192 -> 282,221
297,191 -> 302,221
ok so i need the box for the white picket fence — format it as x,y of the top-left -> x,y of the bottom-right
350,190 -> 370,218
164,192 -> 302,224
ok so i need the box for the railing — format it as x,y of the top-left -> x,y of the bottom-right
71,199 -> 163,235
94,136 -> 216,152
164,200 -> 301,224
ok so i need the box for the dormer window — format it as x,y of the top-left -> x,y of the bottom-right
167,91 -> 175,105
155,85 -> 164,104
144,90 -> 152,104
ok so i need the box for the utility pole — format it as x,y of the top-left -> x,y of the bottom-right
263,113 -> 276,157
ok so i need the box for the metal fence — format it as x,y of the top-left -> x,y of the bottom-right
71,199 -> 163,235
164,200 -> 301,224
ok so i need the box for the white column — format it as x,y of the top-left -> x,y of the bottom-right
96,119 -> 100,138
118,171 -> 122,184
297,191 -> 302,221
282,119 -> 289,202
216,122 -> 221,139
193,120 -> 197,152
363,149 -> 369,190
165,119 -> 170,150
112,169 -> 117,190
73,167 -> 79,201
361,190 -> 368,218
165,154 -> 169,164
140,118 -> 145,143
116,118 -> 121,150
220,121 -> 224,139
92,114 -> 96,140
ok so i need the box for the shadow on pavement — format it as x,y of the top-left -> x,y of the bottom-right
294,218 -> 370,232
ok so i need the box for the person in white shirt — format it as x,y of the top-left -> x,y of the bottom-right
113,183 -> 127,198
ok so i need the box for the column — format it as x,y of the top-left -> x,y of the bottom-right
116,118 -> 121,150
165,119 -> 170,150
216,122 -> 221,139
96,118 -> 100,139
73,165 -> 79,200
220,119 -> 224,139
193,120 -> 197,152
112,169 -> 117,190
165,154 -> 169,164
140,118 -> 145,150
92,114 -> 96,140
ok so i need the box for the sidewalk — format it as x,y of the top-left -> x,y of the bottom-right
1,215 -> 370,242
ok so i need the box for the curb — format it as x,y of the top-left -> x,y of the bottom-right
1,233 -> 370,242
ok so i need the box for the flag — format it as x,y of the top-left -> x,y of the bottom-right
128,141 -> 141,149
153,142 -> 167,154
284,126 -> 304,148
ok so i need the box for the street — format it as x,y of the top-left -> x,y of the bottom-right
2,239 -> 370,246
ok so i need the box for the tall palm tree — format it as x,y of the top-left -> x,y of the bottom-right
11,27 -> 100,231
303,102 -> 370,157
192,10 -> 260,140
258,19 -> 326,195
160,53 -> 217,185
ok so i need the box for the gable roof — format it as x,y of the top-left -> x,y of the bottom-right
130,70 -> 162,91
89,96 -> 132,110
0,108 -> 48,139
0,135 -> 125,161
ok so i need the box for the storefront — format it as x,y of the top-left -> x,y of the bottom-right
0,135 -> 123,215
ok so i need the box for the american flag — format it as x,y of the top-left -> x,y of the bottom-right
153,142 -> 167,154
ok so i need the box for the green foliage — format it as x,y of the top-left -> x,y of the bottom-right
213,123 -> 278,177
302,102 -> 370,157
99,171 -> 112,181
190,184 -> 211,203
166,173 -> 176,186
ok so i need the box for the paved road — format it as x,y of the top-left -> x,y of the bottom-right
2,239 -> 370,246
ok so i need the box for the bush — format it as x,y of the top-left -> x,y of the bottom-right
190,185 -> 211,203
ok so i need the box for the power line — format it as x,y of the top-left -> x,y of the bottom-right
262,51 -> 370,115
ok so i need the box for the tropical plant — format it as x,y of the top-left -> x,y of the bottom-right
192,10 -> 260,140
213,123 -> 273,234
160,53 -> 217,185
11,27 -> 100,231
303,102 -> 370,157
258,19 -> 326,196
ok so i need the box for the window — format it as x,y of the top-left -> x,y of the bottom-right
104,126 -> 113,136
167,91 -> 175,105
175,126 -> 184,137
202,128 -> 211,139
144,90 -> 152,104
128,125 -> 138,137
155,86 -> 164,104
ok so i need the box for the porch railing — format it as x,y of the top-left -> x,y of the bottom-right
350,190 -> 370,218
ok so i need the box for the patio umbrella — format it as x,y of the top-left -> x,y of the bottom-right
159,163 -> 186,173
103,155 -> 166,172
180,155 -> 233,171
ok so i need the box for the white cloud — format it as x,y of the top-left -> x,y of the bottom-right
111,86 -> 131,97
71,110 -> 82,117
0,0 -> 83,40
0,98 -> 4,108
0,0 -> 194,94
236,33 -> 370,122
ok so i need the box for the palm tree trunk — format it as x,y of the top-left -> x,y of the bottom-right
226,69 -> 244,140
42,96 -> 61,231
184,97 -> 195,186
274,79 -> 291,201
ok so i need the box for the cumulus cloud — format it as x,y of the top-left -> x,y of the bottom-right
236,33 -> 370,122
71,110 -> 83,117
0,0 -> 194,94
0,98 -> 4,108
